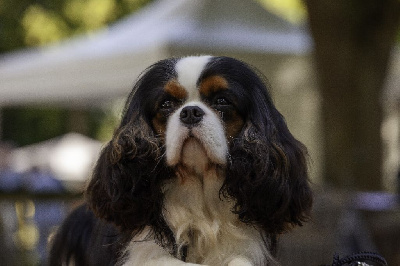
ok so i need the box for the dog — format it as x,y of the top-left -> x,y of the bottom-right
49,56 -> 312,266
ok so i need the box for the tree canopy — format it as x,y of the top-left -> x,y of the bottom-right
0,0 -> 152,53
0,0 -> 152,146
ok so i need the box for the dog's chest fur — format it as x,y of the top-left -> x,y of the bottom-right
161,140 -> 264,265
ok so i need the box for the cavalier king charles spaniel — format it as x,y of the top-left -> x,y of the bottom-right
49,56 -> 312,266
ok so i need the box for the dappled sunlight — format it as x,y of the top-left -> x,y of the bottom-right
19,0 -> 150,48
63,0 -> 117,30
14,201 -> 39,251
22,5 -> 70,46
382,112 -> 400,192
257,0 -> 307,23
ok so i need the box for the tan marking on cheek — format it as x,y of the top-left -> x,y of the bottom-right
164,80 -> 188,100
152,113 -> 167,137
225,112 -> 244,141
199,75 -> 229,97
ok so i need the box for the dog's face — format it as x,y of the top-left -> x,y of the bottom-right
86,56 -> 312,241
151,56 -> 246,173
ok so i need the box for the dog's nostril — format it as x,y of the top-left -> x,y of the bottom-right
180,106 -> 205,125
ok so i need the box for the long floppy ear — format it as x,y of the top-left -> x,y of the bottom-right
224,85 -> 313,236
85,111 -> 172,233
85,59 -> 177,236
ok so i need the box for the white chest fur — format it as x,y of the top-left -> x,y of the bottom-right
162,164 -> 270,265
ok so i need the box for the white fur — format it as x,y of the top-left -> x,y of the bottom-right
175,56 -> 212,101
121,228 -> 206,266
122,166 -> 272,266
161,166 -> 270,265
165,101 -> 228,167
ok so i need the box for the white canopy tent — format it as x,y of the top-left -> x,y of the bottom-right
0,0 -> 323,183
0,0 -> 311,106
1,0 -> 399,191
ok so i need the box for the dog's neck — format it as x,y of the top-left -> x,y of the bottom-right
162,163 -> 233,263
162,162 -> 269,265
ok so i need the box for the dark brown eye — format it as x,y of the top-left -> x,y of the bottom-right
216,97 -> 230,106
160,100 -> 173,110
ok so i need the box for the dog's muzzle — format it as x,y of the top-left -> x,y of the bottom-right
165,101 -> 228,167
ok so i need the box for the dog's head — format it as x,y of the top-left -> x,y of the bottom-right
86,56 -> 312,239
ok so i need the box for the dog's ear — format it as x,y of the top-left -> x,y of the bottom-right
224,87 -> 312,235
85,112 -> 171,232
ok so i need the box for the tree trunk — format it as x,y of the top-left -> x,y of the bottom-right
304,0 -> 400,190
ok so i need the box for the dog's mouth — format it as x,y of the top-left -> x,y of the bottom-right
166,128 -> 227,170
179,136 -> 210,173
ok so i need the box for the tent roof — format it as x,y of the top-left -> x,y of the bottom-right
0,0 -> 311,106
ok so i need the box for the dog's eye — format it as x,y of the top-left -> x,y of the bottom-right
215,97 -> 230,106
160,100 -> 174,110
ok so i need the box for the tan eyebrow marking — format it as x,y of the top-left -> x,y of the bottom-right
199,75 -> 229,97
164,79 -> 188,99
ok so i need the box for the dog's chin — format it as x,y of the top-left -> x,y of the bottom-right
167,134 -> 227,175
166,128 -> 228,170
180,137 -> 213,175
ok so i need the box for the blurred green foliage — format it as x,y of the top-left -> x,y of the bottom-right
1,107 -> 110,146
0,0 -> 151,146
0,0 -> 152,52
2,107 -> 69,146
256,0 -> 306,23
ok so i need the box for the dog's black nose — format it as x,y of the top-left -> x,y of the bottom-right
180,106 -> 205,126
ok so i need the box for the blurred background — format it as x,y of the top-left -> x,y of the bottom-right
0,0 -> 399,265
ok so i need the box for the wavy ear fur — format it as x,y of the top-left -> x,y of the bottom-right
224,78 -> 312,236
86,59 -> 177,240
85,113 -> 172,234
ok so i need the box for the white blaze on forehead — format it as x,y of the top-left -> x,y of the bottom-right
175,56 -> 212,100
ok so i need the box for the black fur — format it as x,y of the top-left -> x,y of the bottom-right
49,56 -> 312,265
207,57 -> 312,234
85,59 -> 178,247
49,205 -> 124,266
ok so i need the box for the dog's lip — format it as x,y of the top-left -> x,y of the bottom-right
184,122 -> 201,130
184,131 -> 207,149
171,135 -> 221,168
166,132 -> 200,167
181,134 -> 201,152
